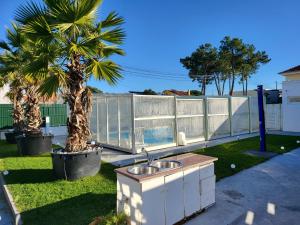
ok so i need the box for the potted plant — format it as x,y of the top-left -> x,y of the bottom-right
16,85 -> 53,155
0,24 -> 26,143
17,0 -> 125,180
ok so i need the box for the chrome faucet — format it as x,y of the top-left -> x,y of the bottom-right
142,147 -> 154,166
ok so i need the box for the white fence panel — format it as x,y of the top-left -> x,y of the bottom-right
176,98 -> 205,143
231,97 -> 250,135
266,104 -> 281,130
207,98 -> 230,139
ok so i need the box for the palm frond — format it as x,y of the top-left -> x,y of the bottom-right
100,45 -> 125,57
15,1 -> 46,24
100,27 -> 125,45
38,67 -> 67,97
46,0 -> 102,34
86,59 -> 122,85
0,41 -> 11,52
100,12 -> 124,28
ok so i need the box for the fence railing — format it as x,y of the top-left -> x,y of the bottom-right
0,104 -> 68,128
91,95 -> 269,154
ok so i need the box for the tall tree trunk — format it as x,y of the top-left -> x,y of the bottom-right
12,87 -> 24,132
229,74 -> 235,96
245,78 -> 248,96
214,74 -> 221,96
65,54 -> 92,152
242,79 -> 245,96
25,86 -> 42,134
221,79 -> 226,96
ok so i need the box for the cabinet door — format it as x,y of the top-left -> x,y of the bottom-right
183,166 -> 201,217
165,172 -> 184,225
141,177 -> 165,225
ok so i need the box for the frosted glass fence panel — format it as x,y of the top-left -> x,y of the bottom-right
249,97 -> 259,131
97,97 -> 108,143
119,96 -> 132,149
134,95 -> 176,151
90,94 -> 265,154
135,118 -> 176,150
90,100 -> 98,140
207,98 -> 230,139
176,98 -> 205,142
231,97 -> 250,135
134,95 -> 174,118
107,97 -> 119,146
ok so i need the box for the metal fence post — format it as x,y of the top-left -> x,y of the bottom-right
131,94 -> 136,154
117,97 -> 121,147
96,98 -> 100,142
174,96 -> 178,146
229,97 -> 233,136
106,97 -> 109,144
204,97 -> 209,141
248,96 -> 252,133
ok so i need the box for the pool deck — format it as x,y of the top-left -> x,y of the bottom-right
53,130 -> 300,167
101,132 -> 260,166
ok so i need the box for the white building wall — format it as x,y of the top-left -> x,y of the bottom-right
282,80 -> 300,132
0,84 -> 11,104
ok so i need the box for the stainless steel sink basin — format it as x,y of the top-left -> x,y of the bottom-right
151,160 -> 182,170
127,165 -> 159,175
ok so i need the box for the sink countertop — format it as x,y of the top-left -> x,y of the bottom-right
114,153 -> 218,182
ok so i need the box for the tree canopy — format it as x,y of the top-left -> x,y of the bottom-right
180,36 -> 270,96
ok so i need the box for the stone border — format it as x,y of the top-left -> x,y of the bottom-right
0,174 -> 22,225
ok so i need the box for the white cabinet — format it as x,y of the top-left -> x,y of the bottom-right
116,158 -> 216,225
183,167 -> 201,217
140,177 -> 165,225
164,172 -> 184,225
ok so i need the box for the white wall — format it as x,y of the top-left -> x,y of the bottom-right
0,84 -> 11,104
282,80 -> 300,132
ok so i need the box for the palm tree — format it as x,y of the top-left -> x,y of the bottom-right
16,0 -> 125,152
0,24 -> 27,134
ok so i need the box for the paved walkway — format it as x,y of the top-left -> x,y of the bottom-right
0,188 -> 13,225
186,147 -> 300,225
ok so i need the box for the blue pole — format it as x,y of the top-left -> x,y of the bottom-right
257,85 -> 266,152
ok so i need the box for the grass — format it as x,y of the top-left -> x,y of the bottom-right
0,141 -> 117,225
194,134 -> 300,180
0,134 -> 299,225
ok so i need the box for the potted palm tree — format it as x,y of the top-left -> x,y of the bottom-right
0,23 -> 53,154
0,24 -> 26,144
16,84 -> 53,156
16,0 -> 125,180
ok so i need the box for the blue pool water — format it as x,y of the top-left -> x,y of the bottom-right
109,127 -> 174,145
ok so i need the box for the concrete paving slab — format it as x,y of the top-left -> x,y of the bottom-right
185,148 -> 300,225
0,188 -> 13,225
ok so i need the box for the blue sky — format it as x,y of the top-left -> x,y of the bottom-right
1,0 -> 299,94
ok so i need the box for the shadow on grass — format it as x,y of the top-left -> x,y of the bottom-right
4,169 -> 56,184
21,192 -> 116,225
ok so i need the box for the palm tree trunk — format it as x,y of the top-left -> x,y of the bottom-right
65,54 -> 92,152
25,86 -> 42,134
12,87 -> 24,132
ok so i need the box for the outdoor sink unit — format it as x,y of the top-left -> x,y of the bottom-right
127,160 -> 182,176
115,153 -> 218,225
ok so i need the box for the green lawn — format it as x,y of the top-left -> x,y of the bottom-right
194,135 -> 300,180
0,134 -> 299,225
0,141 -> 117,225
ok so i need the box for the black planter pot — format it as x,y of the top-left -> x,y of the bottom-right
16,134 -> 53,156
5,131 -> 23,144
51,148 -> 102,181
